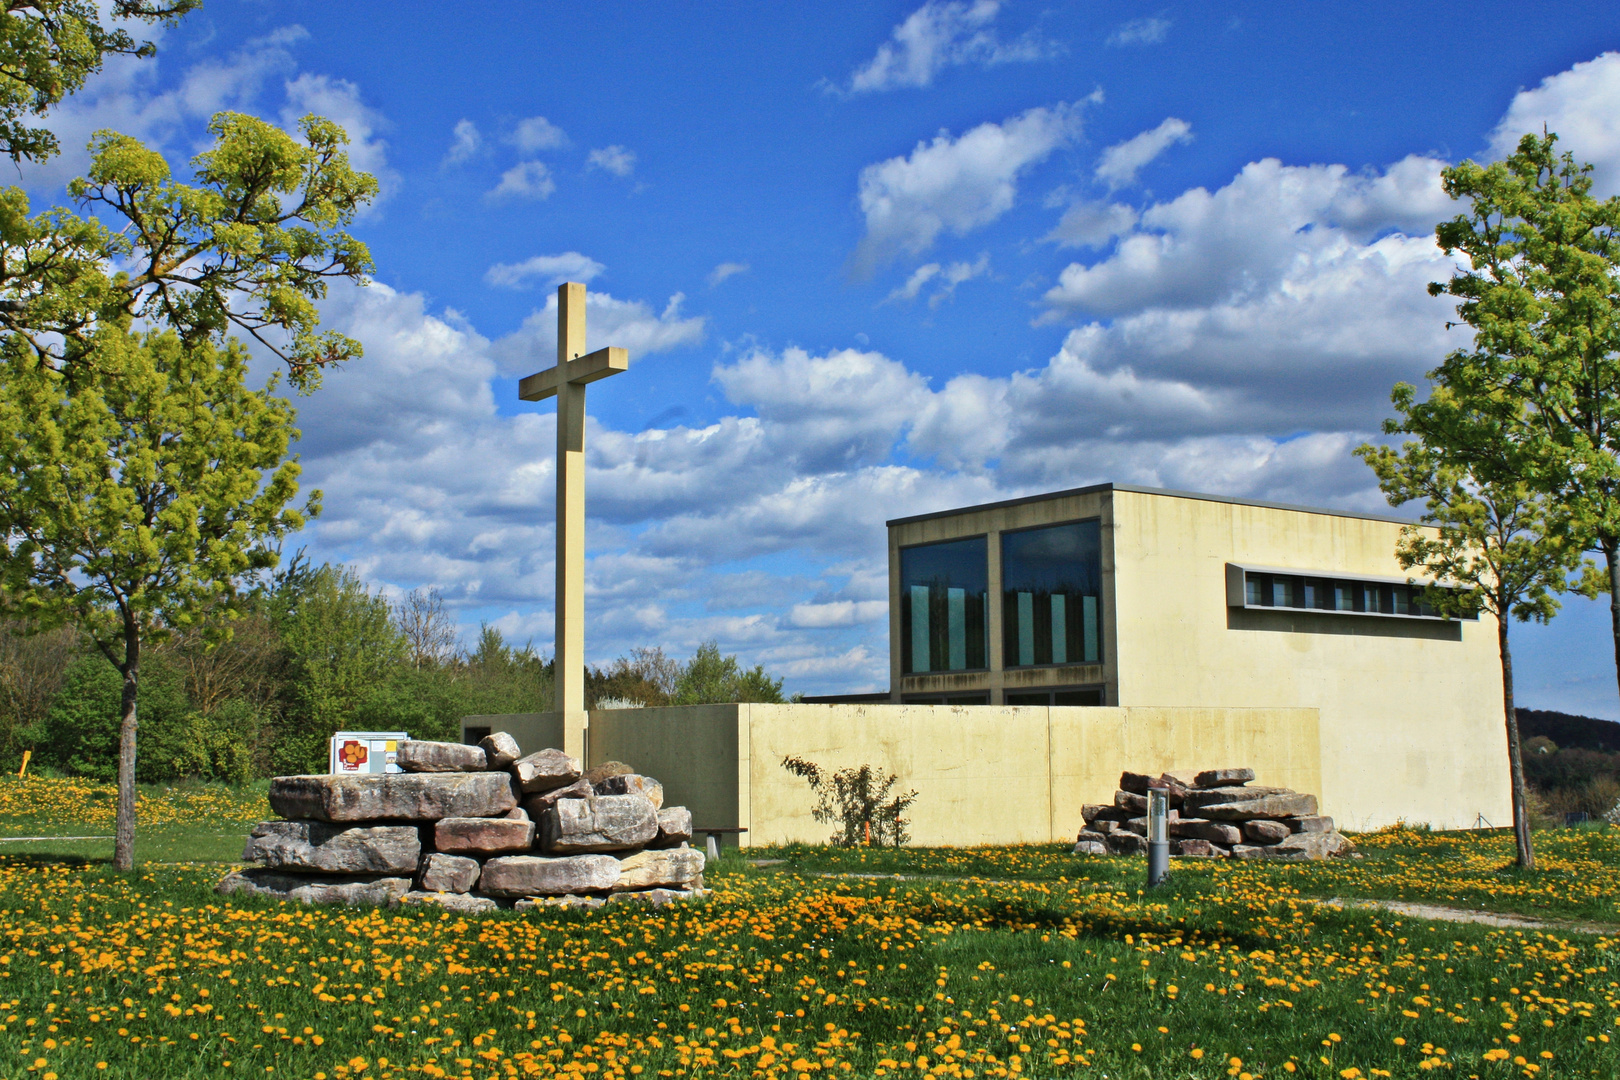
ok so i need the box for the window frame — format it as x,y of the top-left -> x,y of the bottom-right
1224,562 -> 1477,622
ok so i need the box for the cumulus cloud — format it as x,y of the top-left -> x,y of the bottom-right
852,100 -> 1090,275
708,262 -> 749,286
1107,16 -> 1170,47
509,115 -> 569,153
885,252 -> 990,307
488,160 -> 556,200
442,118 -> 481,166
587,144 -> 636,177
843,0 -> 1061,94
489,292 -> 705,375
1489,51 -> 1620,196
281,73 -> 397,203
1094,117 -> 1192,188
789,600 -> 888,628
484,252 -> 606,290
1043,198 -> 1139,248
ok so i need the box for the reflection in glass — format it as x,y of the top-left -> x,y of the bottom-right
1002,520 -> 1102,667
900,537 -> 988,673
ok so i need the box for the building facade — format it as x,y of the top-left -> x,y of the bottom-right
887,483 -> 1511,829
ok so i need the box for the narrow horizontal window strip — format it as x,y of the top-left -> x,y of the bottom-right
1226,563 -> 1476,622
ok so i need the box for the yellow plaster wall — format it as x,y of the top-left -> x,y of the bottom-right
586,706 -> 749,834
1108,490 -> 1511,831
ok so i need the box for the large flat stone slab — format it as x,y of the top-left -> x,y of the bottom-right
434,816 -> 536,856
217,868 -> 411,906
242,821 -> 421,875
479,854 -> 621,897
1181,786 -> 1292,813
401,891 -> 500,913
397,740 -> 488,773
1200,793 -> 1319,821
513,749 -> 582,793
594,773 -> 665,810
539,794 -> 658,854
613,847 -> 705,891
605,886 -> 709,908
1195,767 -> 1255,788
269,772 -> 517,822
418,852 -> 480,894
1168,819 -> 1242,846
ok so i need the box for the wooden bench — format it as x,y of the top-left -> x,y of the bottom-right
694,826 -> 747,861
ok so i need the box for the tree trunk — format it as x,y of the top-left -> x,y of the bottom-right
1606,538 -> 1620,708
113,629 -> 140,872
1498,614 -> 1535,870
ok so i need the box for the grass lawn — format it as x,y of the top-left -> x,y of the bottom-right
0,776 -> 1615,1079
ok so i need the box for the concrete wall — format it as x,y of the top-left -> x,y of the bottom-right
1108,489 -> 1511,831
550,702 -> 1320,847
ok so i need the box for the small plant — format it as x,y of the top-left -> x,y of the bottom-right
781,755 -> 917,847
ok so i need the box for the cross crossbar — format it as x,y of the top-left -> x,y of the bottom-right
518,346 -> 629,401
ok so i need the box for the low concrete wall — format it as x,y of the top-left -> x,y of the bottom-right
470,703 -> 1323,848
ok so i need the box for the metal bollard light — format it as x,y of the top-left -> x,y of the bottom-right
1146,786 -> 1170,887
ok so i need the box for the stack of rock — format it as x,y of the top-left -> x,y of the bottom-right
218,733 -> 707,911
1072,767 -> 1352,860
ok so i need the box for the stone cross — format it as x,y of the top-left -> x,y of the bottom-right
518,282 -> 627,758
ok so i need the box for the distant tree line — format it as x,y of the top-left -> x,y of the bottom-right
0,555 -> 784,782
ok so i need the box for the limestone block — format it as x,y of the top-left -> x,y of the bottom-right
217,868 -> 411,906
1230,844 -> 1266,860
539,794 -> 659,854
401,891 -> 499,914
1108,831 -> 1146,854
269,772 -> 517,822
1181,786 -> 1291,812
1171,838 -> 1225,858
397,740 -> 488,773
434,816 -> 536,856
1161,769 -> 1201,788
1266,831 -> 1352,860
418,853 -> 481,894
242,821 -> 421,875
650,806 -> 693,849
1194,767 -> 1256,788
1244,820 -> 1292,844
1091,819 -> 1119,836
1114,790 -> 1147,814
1289,815 -> 1335,833
613,847 -> 705,891
503,806 -> 531,822
1118,771 -> 1154,794
595,773 -> 665,810
583,760 -> 634,786
479,731 -> 522,770
1201,793 -> 1318,821
516,894 -> 605,911
1169,819 -> 1243,846
523,778 -> 593,817
1121,818 -> 1147,838
480,854 -> 621,897
1082,803 -> 1127,824
1072,839 -> 1110,856
513,749 -> 583,793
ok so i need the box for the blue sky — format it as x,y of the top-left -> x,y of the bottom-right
27,2 -> 1620,714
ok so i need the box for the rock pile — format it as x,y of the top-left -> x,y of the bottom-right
1072,767 -> 1353,860
218,733 -> 706,911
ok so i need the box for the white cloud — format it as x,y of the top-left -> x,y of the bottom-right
708,262 -> 749,286
885,253 -> 990,306
281,73 -> 397,204
442,118 -> 481,166
1107,16 -> 1170,47
489,291 -> 705,376
587,145 -> 636,177
788,601 -> 888,628
1043,198 -> 1139,248
509,115 -> 569,153
1094,117 -> 1192,189
852,100 -> 1090,275
488,160 -> 556,200
843,0 -> 1061,94
1489,51 -> 1620,197
484,252 -> 606,290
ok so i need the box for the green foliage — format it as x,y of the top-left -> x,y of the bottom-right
781,755 -> 917,847
672,640 -> 785,705
0,2 -> 198,165
24,652 -> 206,783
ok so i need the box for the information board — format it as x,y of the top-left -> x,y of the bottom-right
328,731 -> 409,775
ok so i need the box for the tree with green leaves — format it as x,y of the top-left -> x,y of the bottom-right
672,640 -> 785,705
0,328 -> 312,868
1358,391 -> 1596,868
1426,133 -> 1620,705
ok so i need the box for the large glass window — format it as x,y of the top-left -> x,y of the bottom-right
900,537 -> 989,673
1002,520 -> 1103,667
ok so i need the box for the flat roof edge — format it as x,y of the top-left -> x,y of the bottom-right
885,482 -> 1416,528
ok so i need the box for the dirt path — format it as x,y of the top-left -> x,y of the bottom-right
1314,897 -> 1620,936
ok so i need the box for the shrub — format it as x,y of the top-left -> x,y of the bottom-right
781,755 -> 917,846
